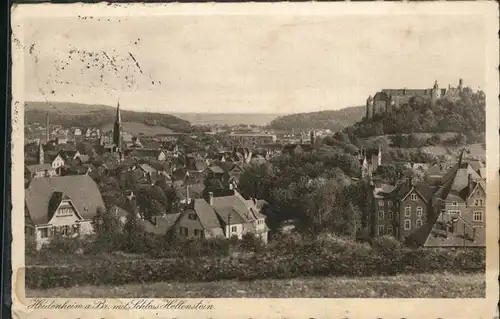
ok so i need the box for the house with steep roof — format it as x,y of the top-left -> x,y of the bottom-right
58,150 -> 81,162
173,190 -> 269,243
405,153 -> 486,248
25,175 -> 105,249
392,178 -> 434,241
140,213 -> 182,236
127,148 -> 166,162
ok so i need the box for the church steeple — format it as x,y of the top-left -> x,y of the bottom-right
37,140 -> 44,165
113,99 -> 122,152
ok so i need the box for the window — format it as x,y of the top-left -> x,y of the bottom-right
39,228 -> 49,238
404,206 -> 411,217
474,199 -> 484,206
404,219 -> 411,230
416,219 -> 423,228
61,225 -> 70,236
378,225 -> 384,236
387,211 -> 393,220
378,200 -> 384,207
387,225 -> 393,235
194,229 -> 202,237
473,211 -> 483,222
410,193 -> 417,201
378,211 -> 384,220
452,201 -> 458,206
188,213 -> 197,220
179,227 -> 188,236
231,226 -> 237,232
388,200 -> 393,208
416,207 -> 423,217
448,210 -> 461,215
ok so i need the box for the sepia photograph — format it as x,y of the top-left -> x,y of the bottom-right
10,2 -> 499,318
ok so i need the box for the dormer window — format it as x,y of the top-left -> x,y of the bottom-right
452,202 -> 457,206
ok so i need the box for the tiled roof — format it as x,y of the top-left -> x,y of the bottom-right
25,175 -> 105,225
422,215 -> 485,247
192,199 -> 224,230
141,213 -> 181,235
26,163 -> 53,174
139,163 -> 157,174
211,192 -> 259,225
77,154 -> 90,163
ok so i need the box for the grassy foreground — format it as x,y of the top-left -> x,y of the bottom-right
27,272 -> 484,298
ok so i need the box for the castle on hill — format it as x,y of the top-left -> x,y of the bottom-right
365,79 -> 465,119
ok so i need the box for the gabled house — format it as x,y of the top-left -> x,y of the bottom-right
405,151 -> 486,248
173,191 -> 269,243
58,150 -> 81,162
130,163 -> 158,185
127,148 -> 166,162
392,178 -> 434,241
25,175 -> 105,249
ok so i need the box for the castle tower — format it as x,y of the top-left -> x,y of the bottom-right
37,140 -> 44,165
431,80 -> 440,107
458,78 -> 463,92
366,95 -> 373,119
113,99 -> 122,153
45,113 -> 50,143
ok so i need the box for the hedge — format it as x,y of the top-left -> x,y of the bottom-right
26,236 -> 485,289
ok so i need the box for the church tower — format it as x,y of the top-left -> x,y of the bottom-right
365,95 -> 373,119
310,130 -> 315,146
45,113 -> 50,143
113,99 -> 122,155
37,140 -> 44,165
458,78 -> 463,92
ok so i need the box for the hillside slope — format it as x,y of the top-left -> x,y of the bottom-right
269,106 -> 365,131
346,88 -> 485,138
25,101 -> 192,132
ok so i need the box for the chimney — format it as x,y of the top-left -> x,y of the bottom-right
208,192 -> 214,206
406,177 -> 412,187
186,185 -> 190,204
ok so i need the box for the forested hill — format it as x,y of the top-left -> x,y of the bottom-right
345,88 -> 486,138
269,105 -> 365,131
25,101 -> 192,132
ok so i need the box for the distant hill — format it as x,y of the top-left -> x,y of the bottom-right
25,101 -> 191,132
171,113 -> 282,126
269,106 -> 365,131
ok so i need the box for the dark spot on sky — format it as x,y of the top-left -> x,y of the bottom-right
51,90 -> 55,94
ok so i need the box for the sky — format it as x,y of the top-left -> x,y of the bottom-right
21,13 -> 486,114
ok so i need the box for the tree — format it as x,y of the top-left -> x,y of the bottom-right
91,207 -> 124,251
122,214 -> 147,253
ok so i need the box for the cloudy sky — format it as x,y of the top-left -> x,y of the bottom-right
21,12 -> 486,114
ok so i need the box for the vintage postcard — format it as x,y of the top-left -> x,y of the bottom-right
10,2 -> 499,319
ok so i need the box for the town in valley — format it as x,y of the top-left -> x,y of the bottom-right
23,78 -> 487,297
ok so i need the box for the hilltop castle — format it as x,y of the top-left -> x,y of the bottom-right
365,79 -> 464,119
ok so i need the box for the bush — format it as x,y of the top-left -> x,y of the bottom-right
25,234 -> 486,290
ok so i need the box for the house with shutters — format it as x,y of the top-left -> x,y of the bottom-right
24,175 -> 105,249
